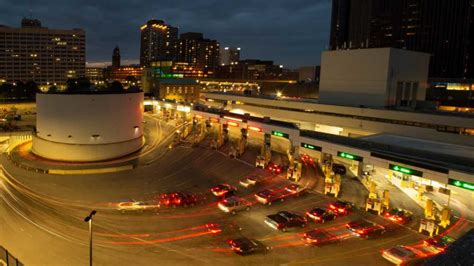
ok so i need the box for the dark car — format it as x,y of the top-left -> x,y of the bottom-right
423,235 -> 455,252
265,211 -> 307,232
346,219 -> 386,239
159,192 -> 198,207
332,163 -> 347,175
210,184 -> 237,198
384,208 -> 413,224
328,200 -> 353,215
303,229 -> 339,245
228,237 -> 270,255
305,208 -> 337,223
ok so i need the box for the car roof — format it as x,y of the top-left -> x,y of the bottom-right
223,196 -> 242,203
306,229 -> 331,237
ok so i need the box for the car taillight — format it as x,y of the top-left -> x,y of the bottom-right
329,204 -> 335,209
338,208 -> 345,213
357,230 -> 365,234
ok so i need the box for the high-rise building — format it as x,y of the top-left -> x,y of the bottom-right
112,46 -> 120,68
0,18 -> 85,86
177,32 -> 220,69
219,46 -> 240,66
329,0 -> 474,80
140,19 -> 178,67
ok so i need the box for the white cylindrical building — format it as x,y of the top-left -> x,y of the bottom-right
32,92 -> 144,162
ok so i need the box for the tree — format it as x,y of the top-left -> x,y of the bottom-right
108,81 -> 124,92
47,85 -> 59,93
24,81 -> 39,99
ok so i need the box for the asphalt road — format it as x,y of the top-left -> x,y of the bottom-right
0,115 -> 471,266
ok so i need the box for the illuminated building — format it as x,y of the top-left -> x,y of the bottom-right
0,18 -> 85,86
178,32 -> 220,70
329,0 -> 474,80
216,60 -> 284,80
108,66 -> 143,83
85,67 -> 104,83
158,78 -> 201,103
220,46 -> 240,66
140,19 -> 178,66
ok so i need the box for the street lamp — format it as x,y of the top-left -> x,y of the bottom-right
84,210 -> 97,266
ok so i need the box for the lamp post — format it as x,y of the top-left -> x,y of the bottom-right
84,210 -> 97,266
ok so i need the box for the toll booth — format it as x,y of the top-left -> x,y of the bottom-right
287,160 -> 302,182
256,133 -> 271,168
419,218 -> 439,236
324,174 -> 341,197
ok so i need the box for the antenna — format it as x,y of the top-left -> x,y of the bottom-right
28,0 -> 33,18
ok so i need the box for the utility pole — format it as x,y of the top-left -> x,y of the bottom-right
84,210 -> 97,266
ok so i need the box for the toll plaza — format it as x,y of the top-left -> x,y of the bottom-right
151,100 -> 474,224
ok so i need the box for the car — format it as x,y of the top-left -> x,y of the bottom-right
332,163 -> 347,175
265,211 -> 307,232
116,201 -> 158,212
384,208 -> 413,224
305,208 -> 337,223
239,175 -> 264,188
255,189 -> 286,205
284,184 -> 306,196
382,245 -> 426,265
266,163 -> 282,174
423,235 -> 455,252
328,200 -> 354,215
346,219 -> 386,239
303,229 -> 339,245
300,154 -> 314,165
159,192 -> 198,207
210,184 -> 237,198
228,237 -> 270,255
218,196 -> 251,214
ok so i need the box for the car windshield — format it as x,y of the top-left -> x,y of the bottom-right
312,208 -> 325,215
307,230 -> 326,238
389,247 -> 414,258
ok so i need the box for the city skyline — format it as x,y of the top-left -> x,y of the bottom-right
0,0 -> 331,68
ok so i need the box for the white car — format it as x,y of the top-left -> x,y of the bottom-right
218,196 -> 251,214
117,201 -> 158,212
239,175 -> 264,188
284,184 -> 306,196
382,245 -> 426,265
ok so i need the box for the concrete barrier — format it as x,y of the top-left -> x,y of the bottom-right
48,164 -> 134,175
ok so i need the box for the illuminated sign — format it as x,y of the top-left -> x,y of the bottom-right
271,131 -> 289,138
227,121 -> 239,127
247,126 -> 262,132
448,179 -> 474,191
176,105 -> 190,113
300,143 -> 322,151
389,164 -> 423,177
337,151 -> 363,162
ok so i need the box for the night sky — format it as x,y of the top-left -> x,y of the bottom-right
0,0 -> 332,68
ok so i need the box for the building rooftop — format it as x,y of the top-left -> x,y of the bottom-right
300,130 -> 474,174
203,91 -> 474,118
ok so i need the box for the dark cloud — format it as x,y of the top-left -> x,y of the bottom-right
0,0 -> 332,68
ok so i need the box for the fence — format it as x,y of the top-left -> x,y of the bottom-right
0,246 -> 23,266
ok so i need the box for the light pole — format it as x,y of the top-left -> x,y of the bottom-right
84,210 -> 97,266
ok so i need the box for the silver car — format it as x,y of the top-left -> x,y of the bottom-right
218,196 -> 251,214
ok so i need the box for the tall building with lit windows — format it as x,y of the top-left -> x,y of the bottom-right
219,46 -> 240,66
177,32 -> 220,70
0,18 -> 85,86
329,0 -> 474,80
139,19 -> 178,67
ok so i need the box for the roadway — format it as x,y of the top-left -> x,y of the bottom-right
0,115 -> 471,265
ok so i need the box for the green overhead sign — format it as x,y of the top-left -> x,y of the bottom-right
389,164 -> 423,177
337,151 -> 363,162
271,130 -> 289,139
448,179 -> 474,191
301,143 -> 322,151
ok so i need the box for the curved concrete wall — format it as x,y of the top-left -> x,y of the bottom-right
33,92 -> 144,161
32,135 -> 143,162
